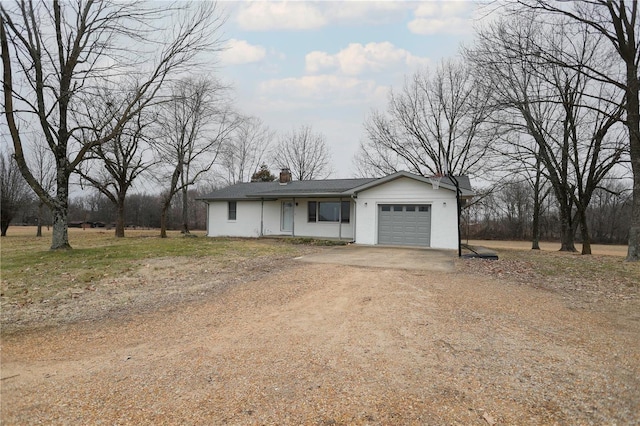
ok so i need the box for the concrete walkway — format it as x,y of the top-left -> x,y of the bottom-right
297,244 -> 456,272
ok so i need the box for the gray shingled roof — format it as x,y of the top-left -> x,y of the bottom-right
198,172 -> 473,201
198,178 -> 376,200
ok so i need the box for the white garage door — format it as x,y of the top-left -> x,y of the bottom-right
378,204 -> 431,247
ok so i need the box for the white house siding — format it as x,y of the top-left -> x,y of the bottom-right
354,177 -> 459,249
206,200 -> 264,237
206,199 -> 354,239
291,198 -> 354,240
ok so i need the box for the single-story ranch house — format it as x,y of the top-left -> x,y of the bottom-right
198,170 -> 473,250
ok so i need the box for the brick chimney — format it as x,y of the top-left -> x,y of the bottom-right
279,168 -> 292,184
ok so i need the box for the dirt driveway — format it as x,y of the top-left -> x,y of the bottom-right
2,250 -> 639,424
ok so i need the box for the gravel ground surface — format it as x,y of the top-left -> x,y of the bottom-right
2,245 -> 639,425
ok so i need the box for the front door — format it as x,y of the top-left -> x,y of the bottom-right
281,201 -> 294,232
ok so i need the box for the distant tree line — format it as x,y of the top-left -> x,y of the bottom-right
462,180 -> 632,245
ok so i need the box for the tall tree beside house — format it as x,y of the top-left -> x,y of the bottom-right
77,91 -> 156,238
272,125 -> 332,180
354,59 -> 493,178
514,0 -> 640,260
0,151 -> 32,236
467,13 -> 626,254
1,0 -> 225,249
219,116 -> 275,184
155,77 -> 238,237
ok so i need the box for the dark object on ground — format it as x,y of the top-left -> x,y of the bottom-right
461,244 -> 499,260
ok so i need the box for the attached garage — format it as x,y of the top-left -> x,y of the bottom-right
378,204 -> 431,247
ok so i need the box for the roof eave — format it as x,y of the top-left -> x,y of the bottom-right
247,191 -> 354,198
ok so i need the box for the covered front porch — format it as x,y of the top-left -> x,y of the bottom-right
262,197 -> 355,241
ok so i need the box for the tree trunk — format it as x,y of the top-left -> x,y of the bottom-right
578,208 -> 592,255
50,205 -> 71,250
50,177 -> 71,250
36,202 -> 43,237
181,187 -> 190,234
1,220 -> 8,236
626,61 -> 640,261
531,198 -> 540,250
115,195 -> 126,238
558,204 -> 576,252
160,198 -> 170,238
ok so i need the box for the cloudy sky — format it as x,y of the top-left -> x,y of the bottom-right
215,1 -> 484,178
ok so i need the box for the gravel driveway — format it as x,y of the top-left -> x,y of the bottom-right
2,253 -> 639,424
296,245 -> 456,271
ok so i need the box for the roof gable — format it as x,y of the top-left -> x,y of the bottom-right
351,171 -> 473,197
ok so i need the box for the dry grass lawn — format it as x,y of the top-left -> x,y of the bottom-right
1,228 -> 639,424
467,239 -> 628,257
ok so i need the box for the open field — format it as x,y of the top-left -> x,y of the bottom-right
1,230 -> 639,424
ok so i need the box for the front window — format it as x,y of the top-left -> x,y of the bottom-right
308,201 -> 350,223
228,201 -> 237,220
308,201 -> 317,222
341,201 -> 350,223
318,202 -> 340,222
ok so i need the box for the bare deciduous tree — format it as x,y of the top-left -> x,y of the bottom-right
467,14 -> 626,254
1,0 -> 224,249
219,116 -> 275,184
78,91 -> 156,238
355,59 -> 492,177
26,140 -> 55,237
0,151 -> 31,236
272,125 -> 332,180
515,0 -> 639,260
155,77 -> 237,237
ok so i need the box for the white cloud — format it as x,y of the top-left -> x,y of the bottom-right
408,1 -> 477,35
408,17 -> 472,35
305,42 -> 430,76
235,1 -> 413,31
258,75 -> 385,105
219,39 -> 266,65
236,2 -> 327,31
324,2 -> 407,24
414,1 -> 471,18
305,51 -> 337,74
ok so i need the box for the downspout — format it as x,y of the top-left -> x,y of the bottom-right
260,198 -> 264,237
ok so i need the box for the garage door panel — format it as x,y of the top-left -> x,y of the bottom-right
378,204 -> 431,247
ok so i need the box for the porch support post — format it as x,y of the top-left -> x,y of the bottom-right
205,202 -> 210,236
260,198 -> 264,237
351,195 -> 356,242
339,197 -> 342,240
292,198 -> 296,237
